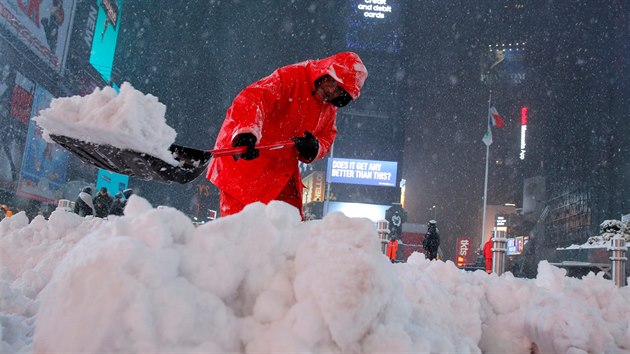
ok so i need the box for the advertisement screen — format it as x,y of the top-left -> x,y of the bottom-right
0,0 -> 77,71
90,0 -> 123,82
96,169 -> 128,195
327,157 -> 397,187
346,0 -> 400,53
327,201 -> 389,222
480,45 -> 526,87
456,237 -> 474,266
506,236 -> 528,256
16,85 -> 69,203
0,45 -> 30,191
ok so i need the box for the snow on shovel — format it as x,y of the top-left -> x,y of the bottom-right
34,82 -> 294,184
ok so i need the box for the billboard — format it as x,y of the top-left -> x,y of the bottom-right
346,0 -> 400,53
302,171 -> 325,204
0,0 -> 77,72
95,169 -> 128,195
327,201 -> 389,222
455,237 -> 475,266
16,85 -> 69,203
327,157 -> 397,187
89,0 -> 123,82
0,43 -> 31,191
480,44 -> 526,88
506,236 -> 528,256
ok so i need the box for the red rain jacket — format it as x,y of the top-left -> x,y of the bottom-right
483,239 -> 493,273
207,52 -> 368,207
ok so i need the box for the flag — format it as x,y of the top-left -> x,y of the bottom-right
489,106 -> 505,128
482,106 -> 504,146
482,125 -> 493,146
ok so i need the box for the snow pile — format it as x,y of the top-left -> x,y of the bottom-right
1,198 -> 629,353
33,82 -> 178,164
561,219 -> 630,249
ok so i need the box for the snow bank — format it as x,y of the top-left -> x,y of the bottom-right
1,198 -> 629,353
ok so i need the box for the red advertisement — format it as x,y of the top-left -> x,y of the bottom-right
456,237 -> 474,267
8,72 -> 35,124
0,0 -> 78,72
9,85 -> 33,124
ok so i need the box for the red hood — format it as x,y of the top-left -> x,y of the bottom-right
308,52 -> 368,99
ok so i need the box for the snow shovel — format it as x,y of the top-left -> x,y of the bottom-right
49,134 -> 295,184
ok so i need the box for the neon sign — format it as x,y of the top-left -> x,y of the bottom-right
520,106 -> 528,160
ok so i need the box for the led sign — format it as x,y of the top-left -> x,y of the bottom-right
357,0 -> 392,19
327,157 -> 397,187
520,106 -> 528,160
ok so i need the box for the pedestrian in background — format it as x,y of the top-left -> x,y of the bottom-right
108,189 -> 133,216
423,220 -> 440,260
484,238 -> 493,273
0,204 -> 12,219
386,237 -> 398,263
93,187 -> 113,218
73,186 -> 95,217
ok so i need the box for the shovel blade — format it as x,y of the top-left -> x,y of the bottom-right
50,135 -> 211,184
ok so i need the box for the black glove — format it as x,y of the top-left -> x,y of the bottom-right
232,133 -> 259,161
293,131 -> 319,162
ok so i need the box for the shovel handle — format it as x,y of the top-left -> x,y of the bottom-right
209,140 -> 296,157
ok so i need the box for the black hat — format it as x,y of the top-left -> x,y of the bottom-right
82,186 -> 92,194
123,188 -> 134,199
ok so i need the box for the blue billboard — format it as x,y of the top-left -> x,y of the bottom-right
17,85 -> 69,203
89,0 -> 123,82
327,157 -> 397,187
96,169 -> 128,196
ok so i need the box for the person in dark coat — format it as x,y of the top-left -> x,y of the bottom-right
422,220 -> 440,260
93,187 -> 113,218
108,192 -> 125,216
108,189 -> 133,216
74,186 -> 95,217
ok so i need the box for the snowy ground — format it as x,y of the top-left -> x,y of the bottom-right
1,197 -> 629,353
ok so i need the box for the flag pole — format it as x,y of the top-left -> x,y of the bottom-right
323,142 -> 334,216
480,92 -> 492,250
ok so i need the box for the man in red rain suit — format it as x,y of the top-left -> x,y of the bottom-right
207,52 -> 368,218
483,238 -> 493,273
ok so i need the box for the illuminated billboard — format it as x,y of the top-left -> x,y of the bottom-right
346,0 -> 400,53
96,169 -> 128,195
90,0 -> 123,82
17,85 -> 69,203
327,157 -> 397,187
455,237 -> 475,267
0,0 -> 77,72
327,201 -> 390,222
506,236 -> 528,256
480,43 -> 526,87
302,171 -> 325,204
